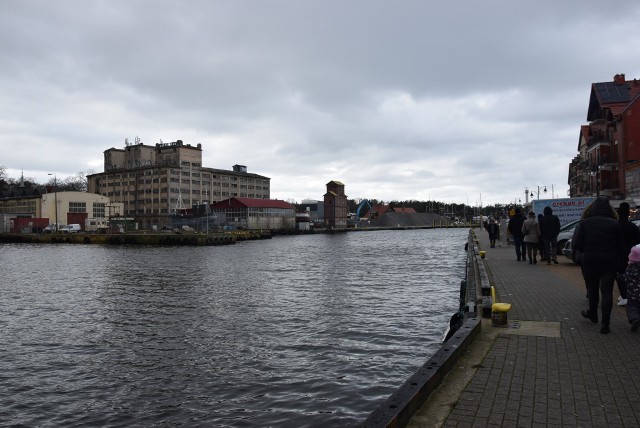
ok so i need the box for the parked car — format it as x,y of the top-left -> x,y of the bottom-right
61,224 -> 82,233
43,224 -> 57,233
556,219 -> 581,255
562,239 -> 576,263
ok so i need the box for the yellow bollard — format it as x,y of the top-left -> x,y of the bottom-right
479,250 -> 486,259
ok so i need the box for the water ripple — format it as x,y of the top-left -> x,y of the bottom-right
0,228 -> 467,426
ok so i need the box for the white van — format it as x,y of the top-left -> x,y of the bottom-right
61,224 -> 82,233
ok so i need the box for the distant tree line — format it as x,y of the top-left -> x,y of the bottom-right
343,198 -> 514,220
0,166 -> 91,193
294,196 -> 516,220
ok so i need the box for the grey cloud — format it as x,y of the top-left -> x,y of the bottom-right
2,0 -> 640,204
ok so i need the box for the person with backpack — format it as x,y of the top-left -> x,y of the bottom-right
539,206 -> 561,265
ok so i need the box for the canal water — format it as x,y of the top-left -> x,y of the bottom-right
1,228 -> 468,427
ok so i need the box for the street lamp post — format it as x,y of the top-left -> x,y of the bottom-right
528,185 -> 547,200
48,173 -> 58,231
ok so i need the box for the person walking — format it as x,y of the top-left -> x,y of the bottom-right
537,214 -> 546,261
522,211 -> 541,264
615,202 -> 640,306
623,245 -> 640,332
572,197 -> 625,334
508,208 -> 526,261
539,206 -> 561,265
486,218 -> 500,248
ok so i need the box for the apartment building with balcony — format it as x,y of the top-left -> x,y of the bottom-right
569,74 -> 640,202
87,140 -> 271,229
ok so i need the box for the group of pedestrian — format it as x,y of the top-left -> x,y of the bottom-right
497,197 -> 640,335
571,197 -> 640,334
506,207 -> 561,265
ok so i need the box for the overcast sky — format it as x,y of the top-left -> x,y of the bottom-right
2,1 -> 640,206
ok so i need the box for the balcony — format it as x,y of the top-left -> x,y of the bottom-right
587,139 -> 611,151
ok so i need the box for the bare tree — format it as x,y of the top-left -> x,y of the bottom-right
59,171 -> 89,192
0,166 -> 6,191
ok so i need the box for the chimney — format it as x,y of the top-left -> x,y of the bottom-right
614,73 -> 626,84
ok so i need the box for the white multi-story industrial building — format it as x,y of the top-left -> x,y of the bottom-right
87,140 -> 271,229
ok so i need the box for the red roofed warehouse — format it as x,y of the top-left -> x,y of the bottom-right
210,197 -> 295,230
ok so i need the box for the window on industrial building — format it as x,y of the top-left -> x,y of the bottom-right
69,202 -> 86,213
93,202 -> 106,218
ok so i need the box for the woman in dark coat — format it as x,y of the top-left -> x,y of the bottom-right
572,197 -> 625,334
486,218 -> 500,248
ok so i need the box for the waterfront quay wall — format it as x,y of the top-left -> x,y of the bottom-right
362,229 -> 485,427
0,222 -> 470,246
0,232 -> 238,246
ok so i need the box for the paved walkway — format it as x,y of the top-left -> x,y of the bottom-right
408,229 -> 640,428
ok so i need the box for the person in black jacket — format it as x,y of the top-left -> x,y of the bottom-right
615,202 -> 640,306
508,208 -> 526,261
572,197 -> 625,334
486,218 -> 500,248
539,206 -> 561,264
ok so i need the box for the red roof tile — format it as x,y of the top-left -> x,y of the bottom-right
211,197 -> 294,210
